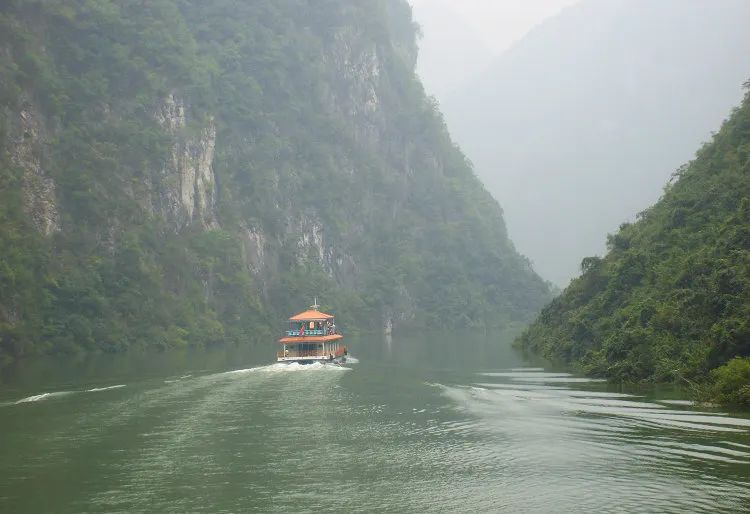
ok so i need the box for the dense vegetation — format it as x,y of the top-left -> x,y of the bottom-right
518,86 -> 750,405
0,0 -> 550,362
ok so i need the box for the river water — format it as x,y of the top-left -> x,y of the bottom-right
1,331 -> 749,513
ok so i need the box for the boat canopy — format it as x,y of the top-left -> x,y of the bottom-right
288,309 -> 334,322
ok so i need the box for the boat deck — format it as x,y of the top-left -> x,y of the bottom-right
277,333 -> 343,344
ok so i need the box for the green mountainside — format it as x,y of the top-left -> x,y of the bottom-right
518,87 -> 750,405
0,0 -> 550,361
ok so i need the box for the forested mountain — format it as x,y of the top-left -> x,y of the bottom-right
442,0 -> 750,286
518,88 -> 750,405
0,1 -> 550,361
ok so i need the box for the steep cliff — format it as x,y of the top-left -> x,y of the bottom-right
0,0 -> 550,360
517,87 -> 750,402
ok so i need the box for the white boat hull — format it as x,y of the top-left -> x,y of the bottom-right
276,355 -> 347,364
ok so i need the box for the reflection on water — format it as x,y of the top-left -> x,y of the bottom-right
441,369 -> 750,511
0,332 -> 748,513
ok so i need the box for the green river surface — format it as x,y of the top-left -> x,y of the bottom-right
1,331 -> 749,513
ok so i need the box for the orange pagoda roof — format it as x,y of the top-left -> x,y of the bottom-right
288,309 -> 334,321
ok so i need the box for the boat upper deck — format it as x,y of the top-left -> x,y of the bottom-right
279,303 -> 342,345
278,333 -> 343,344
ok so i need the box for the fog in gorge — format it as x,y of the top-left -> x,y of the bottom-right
412,0 -> 750,286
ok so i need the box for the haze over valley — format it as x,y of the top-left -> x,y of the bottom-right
413,0 -> 750,286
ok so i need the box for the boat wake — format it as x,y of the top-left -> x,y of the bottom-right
5,357 -> 353,407
163,375 -> 193,383
222,361 -> 351,375
13,391 -> 76,404
5,384 -> 127,406
86,384 -> 127,392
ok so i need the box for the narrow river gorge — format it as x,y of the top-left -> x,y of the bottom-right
1,333 -> 748,513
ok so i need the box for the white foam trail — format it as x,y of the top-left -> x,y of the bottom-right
86,385 -> 126,392
345,356 -> 359,364
220,361 -> 350,375
14,391 -> 74,404
9,384 -> 126,404
16,393 -> 51,403
725,441 -> 750,449
164,374 -> 194,383
266,362 -> 350,372
221,366 -> 267,375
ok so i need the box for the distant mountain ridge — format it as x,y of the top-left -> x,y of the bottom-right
443,0 -> 750,286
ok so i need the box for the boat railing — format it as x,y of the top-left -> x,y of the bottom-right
285,329 -> 328,336
277,349 -> 331,359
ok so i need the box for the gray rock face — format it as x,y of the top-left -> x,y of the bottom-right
10,101 -> 60,236
154,93 -> 218,230
324,30 -> 384,147
296,220 -> 326,267
239,223 -> 266,274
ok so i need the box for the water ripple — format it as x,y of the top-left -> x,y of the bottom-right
1,356 -> 748,513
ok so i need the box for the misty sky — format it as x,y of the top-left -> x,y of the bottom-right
412,0 -> 750,286
409,0 -> 581,102
411,0 -> 580,53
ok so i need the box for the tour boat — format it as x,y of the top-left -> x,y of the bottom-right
277,301 -> 347,364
